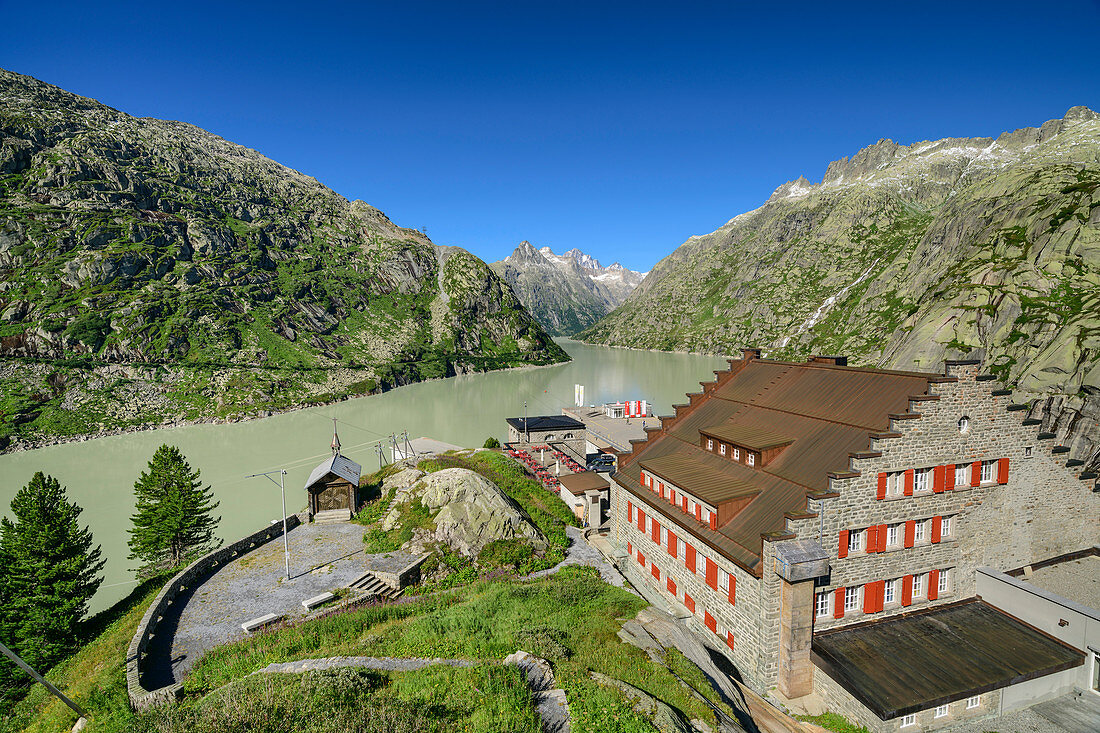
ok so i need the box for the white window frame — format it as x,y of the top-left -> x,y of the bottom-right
720,444 -> 727,456
816,591 -> 831,618
719,570 -> 729,592
966,695 -> 980,709
848,529 -> 863,554
748,453 -> 755,466
688,499 -> 696,514
733,447 -> 740,460
934,704 -> 949,719
707,438 -> 713,450
941,515 -> 953,538
955,463 -> 967,486
938,568 -> 950,595
844,586 -> 860,612
912,573 -> 924,598
914,467 -> 929,492
981,459 -> 995,483
886,524 -> 899,547
661,526 -> 668,547
914,520 -> 926,544
884,579 -> 896,605
888,470 -> 904,497
900,714 -> 916,728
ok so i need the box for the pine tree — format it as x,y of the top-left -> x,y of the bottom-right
0,472 -> 104,703
128,444 -> 221,574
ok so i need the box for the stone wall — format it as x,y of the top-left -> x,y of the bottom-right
785,361 -> 1100,634
125,513 -> 303,710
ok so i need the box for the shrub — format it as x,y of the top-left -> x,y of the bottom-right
478,538 -> 535,569
482,437 -> 500,449
514,625 -> 571,661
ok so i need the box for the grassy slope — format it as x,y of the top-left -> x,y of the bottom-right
1,575 -> 170,733
182,567 -> 718,732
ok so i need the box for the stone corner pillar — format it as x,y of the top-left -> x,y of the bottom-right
773,539 -> 830,699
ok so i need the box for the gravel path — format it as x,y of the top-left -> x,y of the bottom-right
528,526 -> 627,588
254,656 -> 476,674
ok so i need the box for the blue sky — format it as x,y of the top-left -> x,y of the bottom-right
4,1 -> 1099,271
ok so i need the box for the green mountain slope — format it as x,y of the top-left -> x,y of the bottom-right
0,69 -> 566,448
582,107 -> 1100,469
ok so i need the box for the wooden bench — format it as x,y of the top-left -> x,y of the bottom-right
241,613 -> 283,633
301,592 -> 336,611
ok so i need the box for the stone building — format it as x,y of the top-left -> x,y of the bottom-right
610,350 -> 1100,732
506,414 -> 586,459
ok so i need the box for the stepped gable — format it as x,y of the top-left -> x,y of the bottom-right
617,353 -> 942,574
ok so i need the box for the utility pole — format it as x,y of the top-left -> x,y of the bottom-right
524,400 -> 529,443
0,640 -> 87,721
244,469 -> 290,580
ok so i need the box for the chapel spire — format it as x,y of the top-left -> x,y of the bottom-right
331,417 -> 341,455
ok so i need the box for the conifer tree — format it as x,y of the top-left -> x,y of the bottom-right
0,472 -> 104,701
128,444 -> 221,574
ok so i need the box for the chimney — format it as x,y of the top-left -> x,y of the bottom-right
810,355 -> 847,366
742,348 -> 762,361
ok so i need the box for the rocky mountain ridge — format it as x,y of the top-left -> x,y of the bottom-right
582,107 -> 1100,471
491,241 -> 646,336
0,68 -> 567,447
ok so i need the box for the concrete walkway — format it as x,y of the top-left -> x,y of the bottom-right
528,526 -> 628,588
143,521 -> 414,688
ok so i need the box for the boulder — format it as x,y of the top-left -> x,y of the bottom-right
382,467 -> 546,557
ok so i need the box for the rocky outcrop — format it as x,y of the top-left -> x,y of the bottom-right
491,242 -> 646,336
382,467 -> 547,557
582,107 -> 1100,472
0,68 -> 566,447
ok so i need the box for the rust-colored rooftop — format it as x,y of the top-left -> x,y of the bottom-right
617,355 -> 942,574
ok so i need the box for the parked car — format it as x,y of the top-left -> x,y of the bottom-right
587,454 -> 616,472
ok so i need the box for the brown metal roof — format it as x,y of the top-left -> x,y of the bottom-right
558,471 -> 611,493
699,423 -> 792,451
618,358 -> 939,570
812,600 -> 1085,720
640,454 -> 760,504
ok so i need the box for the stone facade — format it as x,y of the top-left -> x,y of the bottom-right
609,357 -> 1100,730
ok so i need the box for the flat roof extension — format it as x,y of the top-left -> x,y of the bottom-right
506,415 -> 586,432
812,599 -> 1085,720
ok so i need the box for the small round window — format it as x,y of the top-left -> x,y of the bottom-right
958,416 -> 970,434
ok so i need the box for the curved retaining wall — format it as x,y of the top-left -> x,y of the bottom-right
126,514 -> 303,710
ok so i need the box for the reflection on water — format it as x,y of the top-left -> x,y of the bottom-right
0,339 -> 727,611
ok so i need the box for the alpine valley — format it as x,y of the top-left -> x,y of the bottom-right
490,241 -> 646,336
581,107 -> 1100,471
0,69 -> 567,449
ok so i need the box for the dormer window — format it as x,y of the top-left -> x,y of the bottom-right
720,444 -> 727,456
699,424 -> 792,469
707,439 -> 713,450
733,448 -> 740,461
747,454 -> 755,466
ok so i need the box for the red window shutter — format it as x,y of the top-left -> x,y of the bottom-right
728,574 -> 736,605
726,631 -> 735,650
686,544 -> 696,573
652,518 -> 661,543
669,490 -> 676,505
931,516 -> 942,544
863,583 -> 876,614
709,515 -> 717,530
904,469 -> 914,496
877,472 -> 887,500
705,558 -> 718,590
681,496 -> 688,511
668,531 -> 677,557
901,575 -> 913,606
997,457 -> 1009,484
658,481 -> 664,497
651,564 -> 660,580
627,542 -> 632,555
838,530 -> 849,558
667,577 -> 676,595
970,461 -> 981,487
945,466 -> 955,491
704,611 -> 717,633
638,509 -> 646,532
637,551 -> 645,567
867,526 -> 879,554
627,500 -> 632,519
684,593 -> 695,613
928,569 -> 939,601
933,465 -> 945,493
833,587 -> 845,619
695,504 -> 702,521
904,520 -> 915,548
873,580 -> 886,612
878,524 -> 888,552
